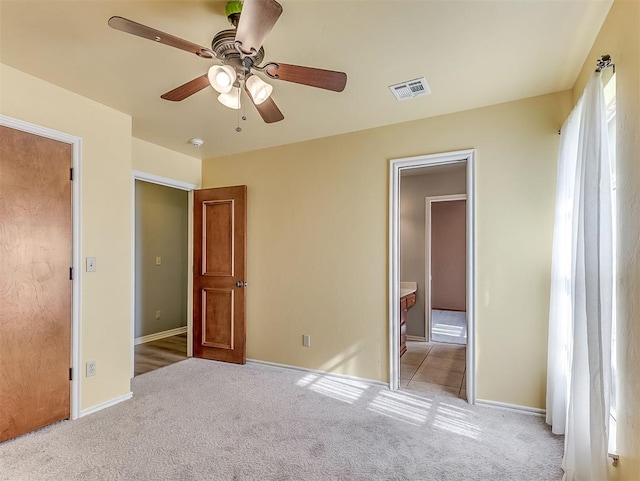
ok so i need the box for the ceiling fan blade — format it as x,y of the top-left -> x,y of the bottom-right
264,63 -> 347,92
161,75 -> 210,101
253,97 -> 284,123
245,83 -> 284,123
108,16 -> 214,59
234,0 -> 283,55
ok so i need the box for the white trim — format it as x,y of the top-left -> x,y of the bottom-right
389,149 -> 476,405
186,192 -> 194,358
130,177 -> 136,379
247,359 -> 388,387
466,152 -> 477,404
131,172 -> 200,378
406,335 -> 426,342
79,392 -> 133,418
132,170 -> 198,191
475,399 -> 546,417
134,326 -> 187,345
0,115 -> 83,421
425,193 -> 467,342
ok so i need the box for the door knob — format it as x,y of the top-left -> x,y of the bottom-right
236,281 -> 248,288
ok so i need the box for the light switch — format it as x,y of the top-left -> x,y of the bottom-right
86,257 -> 96,272
155,256 -> 162,266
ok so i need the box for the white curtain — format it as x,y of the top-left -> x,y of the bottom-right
546,73 -> 613,480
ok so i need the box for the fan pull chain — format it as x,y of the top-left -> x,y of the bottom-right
235,83 -> 248,132
236,87 -> 242,132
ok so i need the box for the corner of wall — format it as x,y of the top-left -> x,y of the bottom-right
132,137 -> 202,187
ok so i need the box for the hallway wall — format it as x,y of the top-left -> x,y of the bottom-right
134,181 -> 188,338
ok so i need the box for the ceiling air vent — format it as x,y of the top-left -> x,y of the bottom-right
389,77 -> 431,101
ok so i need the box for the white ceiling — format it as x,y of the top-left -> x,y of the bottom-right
0,0 -> 612,159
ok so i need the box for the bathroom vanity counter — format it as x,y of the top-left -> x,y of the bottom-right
400,287 -> 416,297
400,281 -> 417,298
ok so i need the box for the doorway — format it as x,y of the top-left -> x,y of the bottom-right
426,195 -> 467,345
131,172 -> 197,378
389,150 -> 476,404
0,115 -> 82,439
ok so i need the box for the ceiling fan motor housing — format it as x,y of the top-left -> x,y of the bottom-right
211,28 -> 265,74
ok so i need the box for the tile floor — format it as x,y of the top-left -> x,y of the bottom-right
400,340 -> 466,399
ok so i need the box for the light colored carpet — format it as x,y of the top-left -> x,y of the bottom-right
431,309 -> 467,345
0,359 -> 562,481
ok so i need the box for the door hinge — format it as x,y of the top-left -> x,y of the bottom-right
70,168 -> 74,181
69,267 -> 73,280
69,367 -> 73,381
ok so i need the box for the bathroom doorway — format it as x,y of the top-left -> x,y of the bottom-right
427,195 -> 467,346
389,150 -> 476,403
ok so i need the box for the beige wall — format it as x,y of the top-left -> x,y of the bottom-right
400,168 -> 466,338
572,1 -> 640,478
132,137 -> 201,187
202,90 -> 571,408
0,63 -> 132,409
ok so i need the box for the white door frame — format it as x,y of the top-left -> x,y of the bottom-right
389,149 -> 476,404
1,114 -> 83,420
131,171 -> 199,378
425,193 -> 467,342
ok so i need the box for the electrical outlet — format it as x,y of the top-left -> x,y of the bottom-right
86,361 -> 96,377
302,335 -> 311,347
155,310 -> 161,320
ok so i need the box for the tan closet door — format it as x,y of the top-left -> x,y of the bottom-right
0,126 -> 72,442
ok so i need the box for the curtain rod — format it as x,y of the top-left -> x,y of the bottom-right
558,55 -> 615,135
596,54 -> 615,73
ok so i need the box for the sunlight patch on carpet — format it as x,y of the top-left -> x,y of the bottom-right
296,374 -> 368,404
433,402 -> 481,439
367,390 -> 432,426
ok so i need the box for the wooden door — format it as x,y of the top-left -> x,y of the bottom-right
0,126 -> 72,442
193,186 -> 247,363
431,199 -> 466,311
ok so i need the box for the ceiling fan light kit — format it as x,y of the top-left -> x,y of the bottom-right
245,75 -> 273,104
108,0 -> 348,127
207,65 -> 237,94
218,87 -> 243,110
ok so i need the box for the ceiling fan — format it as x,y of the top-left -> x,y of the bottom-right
108,0 -> 348,125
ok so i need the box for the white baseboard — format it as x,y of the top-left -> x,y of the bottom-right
80,392 -> 133,418
247,358 -> 388,387
475,398 -> 545,417
407,335 -> 427,342
134,326 -> 187,345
